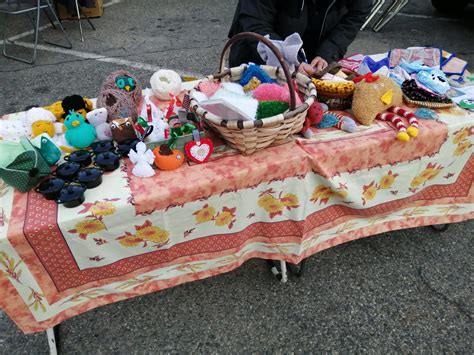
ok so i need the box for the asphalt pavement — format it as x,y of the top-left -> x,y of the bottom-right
0,0 -> 473,353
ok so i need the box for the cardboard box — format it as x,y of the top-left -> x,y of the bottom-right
56,0 -> 104,20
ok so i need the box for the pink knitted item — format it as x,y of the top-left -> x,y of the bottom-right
197,80 -> 222,98
252,83 -> 302,105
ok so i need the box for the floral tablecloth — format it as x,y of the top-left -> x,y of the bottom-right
0,106 -> 473,334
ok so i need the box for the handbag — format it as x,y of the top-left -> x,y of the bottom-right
0,137 -> 51,192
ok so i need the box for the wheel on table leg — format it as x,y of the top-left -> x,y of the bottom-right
430,224 -> 450,232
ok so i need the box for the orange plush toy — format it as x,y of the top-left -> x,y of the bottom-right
352,73 -> 419,142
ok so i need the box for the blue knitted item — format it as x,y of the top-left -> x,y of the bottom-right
317,113 -> 338,128
239,64 -> 275,86
414,108 -> 438,120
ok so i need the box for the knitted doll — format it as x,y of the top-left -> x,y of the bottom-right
352,73 -> 419,142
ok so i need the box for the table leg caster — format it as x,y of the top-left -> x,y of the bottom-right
46,325 -> 59,355
430,224 -> 450,232
267,260 -> 288,283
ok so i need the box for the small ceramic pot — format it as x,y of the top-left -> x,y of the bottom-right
64,150 -> 93,167
117,139 -> 139,157
75,167 -> 103,188
55,162 -> 82,181
56,183 -> 86,208
91,140 -> 115,154
94,151 -> 120,172
35,177 -> 66,200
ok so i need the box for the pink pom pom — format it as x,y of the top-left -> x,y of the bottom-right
197,80 -> 221,98
252,83 -> 286,102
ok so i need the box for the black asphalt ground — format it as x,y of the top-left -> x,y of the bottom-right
0,0 -> 473,353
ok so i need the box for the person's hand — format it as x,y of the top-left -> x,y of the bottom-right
310,56 -> 328,71
298,63 -> 316,76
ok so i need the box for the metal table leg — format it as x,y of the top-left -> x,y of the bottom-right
373,0 -> 409,32
430,224 -> 450,232
46,326 -> 59,355
361,0 -> 386,31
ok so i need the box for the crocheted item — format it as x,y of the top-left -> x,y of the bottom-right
317,113 -> 339,129
352,75 -> 403,125
243,77 -> 261,92
256,101 -> 289,119
252,83 -> 302,105
239,64 -> 275,87
97,89 -> 139,123
100,70 -> 142,104
302,101 -> 324,138
329,112 -> 357,133
416,69 -> 449,95
150,69 -> 182,100
401,80 -> 453,104
375,106 -> 419,142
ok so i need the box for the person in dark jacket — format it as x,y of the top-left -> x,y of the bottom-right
228,0 -> 372,75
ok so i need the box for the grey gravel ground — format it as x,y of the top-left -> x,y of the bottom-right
0,0 -> 473,353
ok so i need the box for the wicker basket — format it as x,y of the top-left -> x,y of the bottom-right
190,32 -> 317,155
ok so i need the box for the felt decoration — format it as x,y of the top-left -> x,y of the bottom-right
184,131 -> 214,164
86,108 -> 112,141
256,101 -> 289,119
239,63 -> 275,87
416,69 -> 449,95
32,134 -> 61,166
128,142 -> 155,178
243,77 -> 262,93
100,70 -> 142,105
352,75 -> 403,125
414,108 -> 438,120
153,144 -> 184,171
25,107 -> 62,138
197,80 -> 221,98
150,69 -> 182,100
401,80 -> 453,104
252,83 -> 302,105
97,89 -> 139,123
64,110 -> 97,149
257,33 -> 303,72
302,101 -> 324,138
109,117 -> 137,143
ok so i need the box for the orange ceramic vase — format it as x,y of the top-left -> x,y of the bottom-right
153,144 -> 185,171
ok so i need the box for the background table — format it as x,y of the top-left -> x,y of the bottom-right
0,106 -> 473,334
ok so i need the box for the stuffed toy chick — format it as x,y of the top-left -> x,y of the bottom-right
25,107 -> 64,139
64,110 -> 97,149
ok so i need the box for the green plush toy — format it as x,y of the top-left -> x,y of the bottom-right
64,110 -> 97,149
256,101 -> 290,119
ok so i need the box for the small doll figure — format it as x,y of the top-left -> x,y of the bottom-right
128,142 -> 155,177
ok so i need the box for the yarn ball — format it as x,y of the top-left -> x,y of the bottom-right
256,101 -> 289,119
96,89 -> 138,123
197,79 -> 221,97
317,113 -> 339,128
240,63 -> 275,87
352,75 -> 403,125
150,69 -> 182,100
100,70 -> 142,104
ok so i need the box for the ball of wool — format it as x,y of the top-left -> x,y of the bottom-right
100,70 -> 142,105
352,75 -> 403,125
256,101 -> 289,119
96,89 -> 138,123
150,69 -> 182,100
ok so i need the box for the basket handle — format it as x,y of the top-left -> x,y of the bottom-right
219,32 -> 297,111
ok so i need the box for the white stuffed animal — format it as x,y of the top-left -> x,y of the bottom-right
24,107 -> 63,138
86,108 -> 112,141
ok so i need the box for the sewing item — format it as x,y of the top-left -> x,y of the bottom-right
184,130 -> 214,164
61,95 -> 93,119
86,108 -> 112,141
150,69 -> 182,100
414,108 -> 439,120
32,134 -> 62,166
25,107 -> 61,138
459,99 -> 474,110
153,144 -> 184,171
322,112 -> 357,133
64,110 -> 97,149
375,106 -> 419,142
110,116 -> 138,143
302,101 -> 324,138
129,141 -> 156,178
167,123 -> 197,148
257,33 -> 303,72
100,70 -> 142,105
